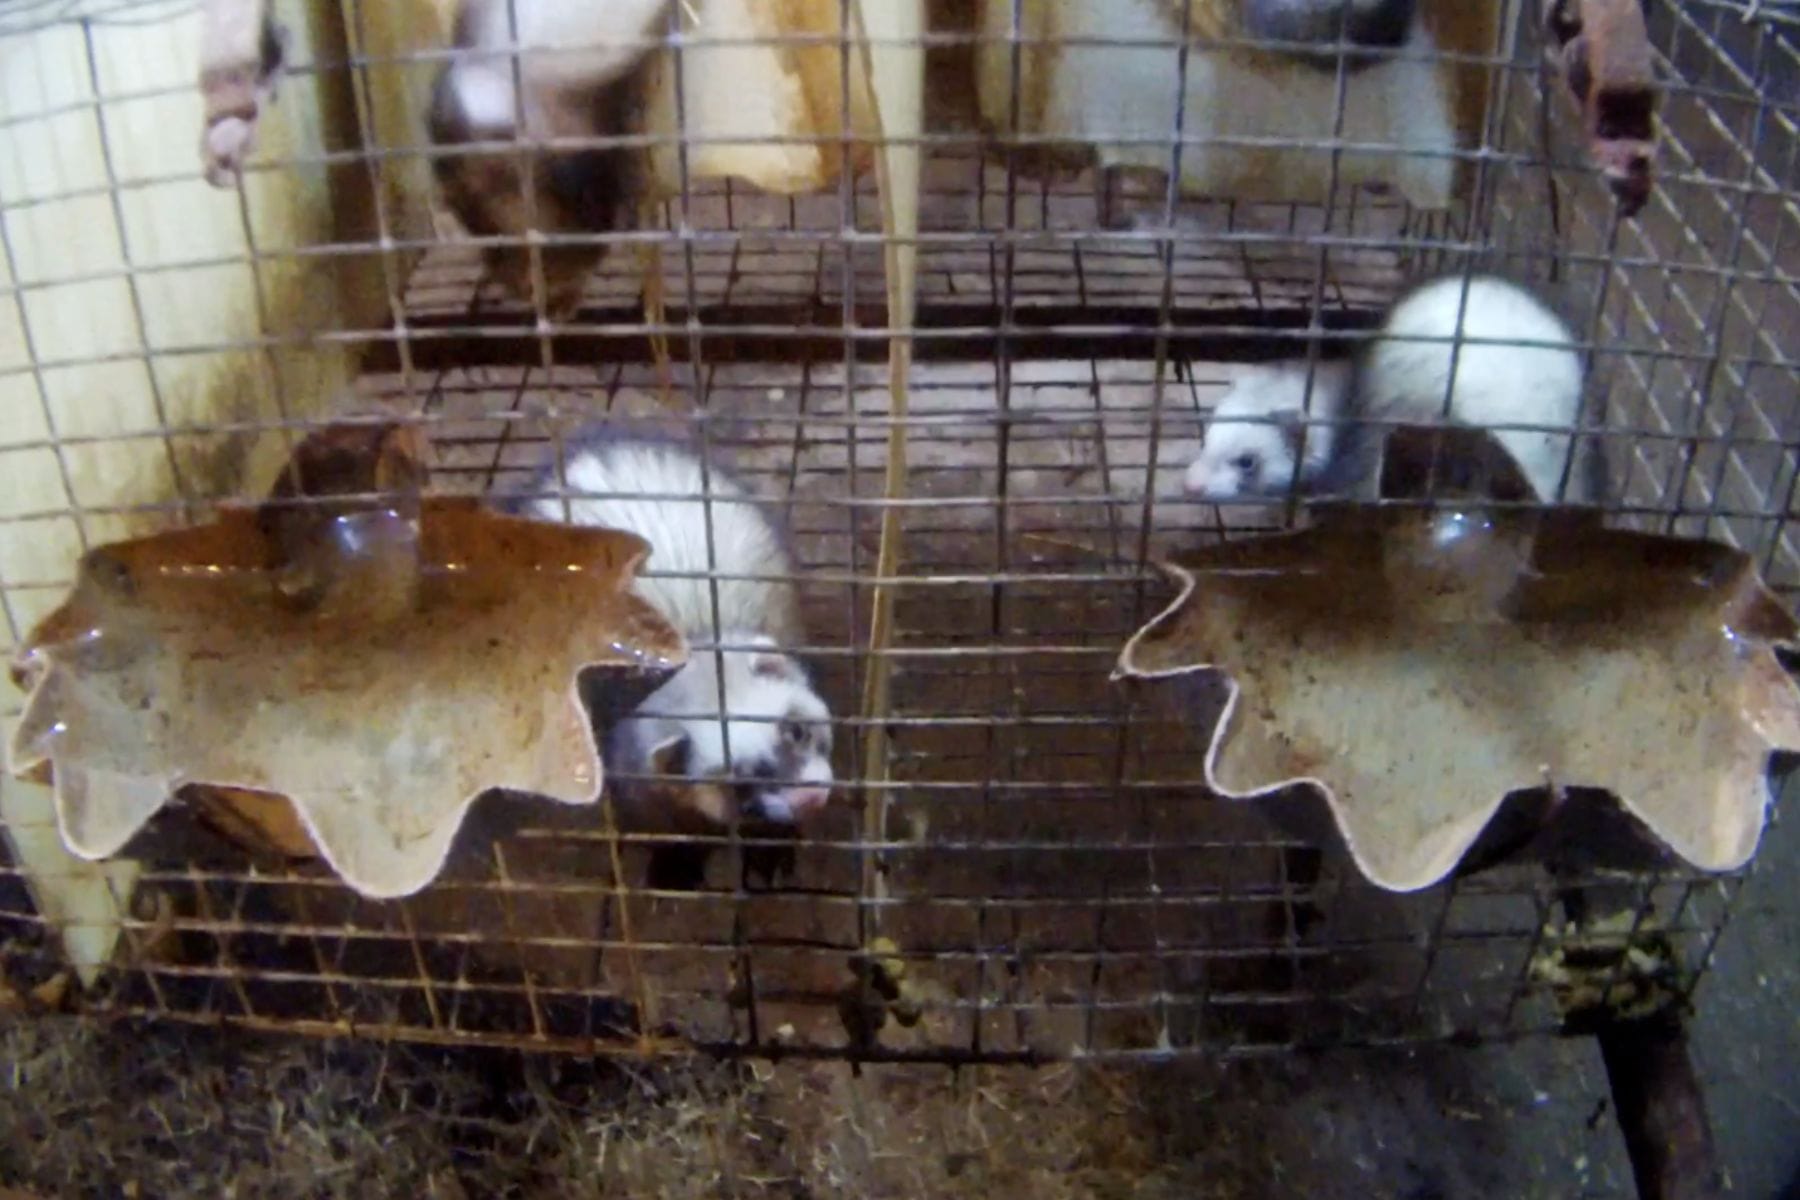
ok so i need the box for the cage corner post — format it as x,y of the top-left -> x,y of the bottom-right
1597,1007 -> 1725,1200
0,772 -> 139,991
1552,869 -> 1728,1200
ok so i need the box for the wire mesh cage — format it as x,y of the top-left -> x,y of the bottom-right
0,0 -> 1795,1068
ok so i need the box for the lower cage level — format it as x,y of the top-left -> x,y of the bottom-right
0,355 -> 1749,1062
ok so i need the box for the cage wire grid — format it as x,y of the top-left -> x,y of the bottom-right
0,0 -> 1793,1062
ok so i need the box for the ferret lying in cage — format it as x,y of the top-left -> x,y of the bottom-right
1183,275 -> 1607,505
499,428 -> 835,888
428,0 -> 669,315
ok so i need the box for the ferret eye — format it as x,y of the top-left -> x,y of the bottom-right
780,720 -> 807,747
1231,453 -> 1259,474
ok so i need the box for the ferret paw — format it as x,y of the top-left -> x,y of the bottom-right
198,22 -> 289,187
200,109 -> 257,187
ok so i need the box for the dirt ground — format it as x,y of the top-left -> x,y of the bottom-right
8,786 -> 1798,1199
0,1012 -> 1645,1200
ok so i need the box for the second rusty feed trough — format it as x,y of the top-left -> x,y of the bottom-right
1117,502 -> 1800,891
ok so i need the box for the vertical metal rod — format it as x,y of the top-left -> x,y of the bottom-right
1598,1012 -> 1725,1200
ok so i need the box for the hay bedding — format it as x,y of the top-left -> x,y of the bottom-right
0,1018 -> 1175,1200
0,877 -> 1622,1200
0,1014 -> 1633,1198
0,1017 -> 755,1199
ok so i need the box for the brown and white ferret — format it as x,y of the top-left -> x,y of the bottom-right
502,429 -> 835,860
428,0 -> 670,314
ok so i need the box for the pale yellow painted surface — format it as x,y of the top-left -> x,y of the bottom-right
341,0 -> 460,261
0,2 -> 370,973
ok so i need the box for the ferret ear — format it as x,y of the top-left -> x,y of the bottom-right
1271,408 -> 1309,459
648,734 -> 691,779
1273,408 -> 1332,476
751,651 -> 800,682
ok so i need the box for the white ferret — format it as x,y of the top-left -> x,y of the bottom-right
1184,275 -> 1601,504
505,431 -> 834,833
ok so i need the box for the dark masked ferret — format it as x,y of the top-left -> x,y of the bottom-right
505,431 -> 834,836
428,0 -> 670,315
1185,275 -> 1604,504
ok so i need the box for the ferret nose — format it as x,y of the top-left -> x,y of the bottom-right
783,786 -> 833,819
747,785 -> 834,825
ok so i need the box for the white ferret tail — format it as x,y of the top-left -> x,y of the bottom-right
1357,274 -> 1592,503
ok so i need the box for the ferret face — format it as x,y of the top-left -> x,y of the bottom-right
1239,0 -> 1416,60
1184,417 -> 1300,499
614,638 -> 835,830
1184,364 -> 1345,499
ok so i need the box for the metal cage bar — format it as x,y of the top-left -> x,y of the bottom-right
0,0 -> 1794,1070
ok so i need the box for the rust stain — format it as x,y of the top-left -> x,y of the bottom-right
1118,505 -> 1800,890
6,425 -> 686,900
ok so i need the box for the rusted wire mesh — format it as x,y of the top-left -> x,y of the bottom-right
0,0 -> 1795,1062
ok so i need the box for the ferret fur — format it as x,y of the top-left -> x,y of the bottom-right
1185,275 -> 1604,504
428,0 -> 670,314
984,0 -> 1461,209
503,431 -> 834,834
444,0 -> 669,109
1236,0 -> 1417,57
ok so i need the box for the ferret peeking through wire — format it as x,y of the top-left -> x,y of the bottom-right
1184,275 -> 1607,506
499,428 -> 835,889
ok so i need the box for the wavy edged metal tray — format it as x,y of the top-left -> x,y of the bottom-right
6,496 -> 684,900
1116,505 -> 1800,891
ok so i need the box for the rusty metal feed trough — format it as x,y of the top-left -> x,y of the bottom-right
0,0 -> 1796,1148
